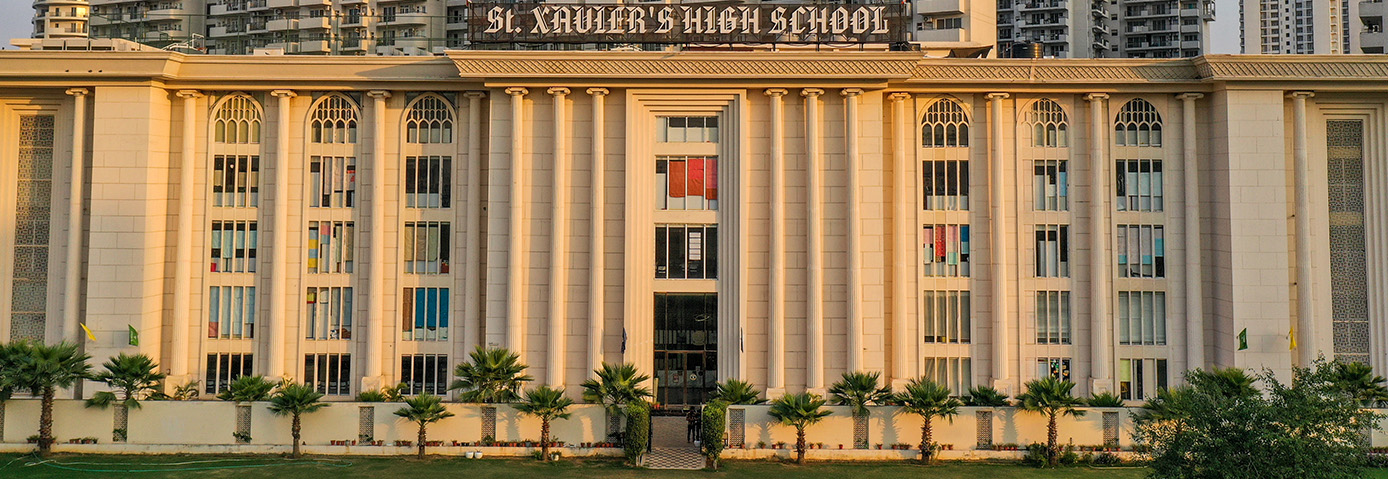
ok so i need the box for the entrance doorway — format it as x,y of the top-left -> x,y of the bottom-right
653,293 -> 717,406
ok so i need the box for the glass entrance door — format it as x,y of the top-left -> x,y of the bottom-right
654,293 -> 717,406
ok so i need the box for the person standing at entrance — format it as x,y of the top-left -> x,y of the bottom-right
686,407 -> 698,442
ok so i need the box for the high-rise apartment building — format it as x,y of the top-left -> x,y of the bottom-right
997,0 -> 1214,58
88,0 -> 205,47
33,0 -> 91,39
1358,0 -> 1385,53
1239,0 -> 1346,53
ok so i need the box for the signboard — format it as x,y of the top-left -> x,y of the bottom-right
466,1 -> 909,45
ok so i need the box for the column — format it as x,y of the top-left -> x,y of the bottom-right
803,88 -> 826,393
586,88 -> 608,375
505,87 -> 529,353
1179,93 -> 1205,370
171,90 -> 201,379
63,88 -> 88,346
546,87 -> 570,386
888,92 -> 914,388
463,92 -> 487,357
765,88 -> 787,395
1290,91 -> 1317,365
365,90 -> 391,382
986,92 -> 1011,389
270,89 -> 296,379
1084,93 -> 1111,391
842,88 -> 864,374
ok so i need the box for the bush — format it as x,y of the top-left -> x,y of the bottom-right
1023,443 -> 1048,467
1059,445 -> 1079,465
701,401 -> 728,469
1092,452 -> 1121,466
1087,391 -> 1125,408
623,401 -> 651,465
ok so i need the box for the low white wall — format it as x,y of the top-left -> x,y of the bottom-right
734,405 -> 1130,449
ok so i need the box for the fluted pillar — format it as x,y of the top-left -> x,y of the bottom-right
765,88 -> 787,394
586,88 -> 609,375
463,91 -> 487,357
365,90 -> 391,383
270,89 -> 297,379
63,88 -> 88,346
1290,91 -> 1317,365
505,87 -> 529,353
803,88 -> 826,393
171,89 -> 202,378
1178,93 -> 1205,370
986,92 -> 1011,389
547,87 -> 570,386
888,92 -> 915,388
842,88 -> 864,374
1084,93 -> 1111,391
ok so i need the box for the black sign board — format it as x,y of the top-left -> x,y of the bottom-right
466,1 -> 909,45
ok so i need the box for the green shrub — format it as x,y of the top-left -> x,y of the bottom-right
1059,445 -> 1079,465
1092,452 -> 1121,466
1086,392 -> 1125,408
623,401 -> 651,465
701,401 -> 728,469
1023,443 -> 1048,467
356,390 -> 387,402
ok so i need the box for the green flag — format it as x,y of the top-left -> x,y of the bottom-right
128,325 -> 139,346
1237,328 -> 1248,351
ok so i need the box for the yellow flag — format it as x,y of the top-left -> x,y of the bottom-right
1289,327 -> 1296,350
80,323 -> 97,342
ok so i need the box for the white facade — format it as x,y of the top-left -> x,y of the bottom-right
33,0 -> 91,39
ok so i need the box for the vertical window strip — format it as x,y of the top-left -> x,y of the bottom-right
1118,291 -> 1167,345
1116,224 -> 1166,278
204,353 -> 253,394
309,156 -> 357,208
304,353 -> 352,395
922,160 -> 970,210
1032,159 -> 1069,211
1119,358 -> 1169,400
1115,159 -> 1164,212
403,221 -> 451,274
655,224 -> 718,279
656,156 -> 720,211
1035,291 -> 1071,345
306,221 -> 355,274
305,286 -> 353,340
404,156 -> 452,208
209,220 -> 258,273
920,99 -> 970,148
922,224 -> 971,277
1034,224 -> 1070,277
1026,99 -> 1069,148
922,291 -> 971,344
657,116 -> 719,143
10,115 -> 54,342
211,155 -> 260,207
207,286 -> 256,339
401,287 -> 450,341
921,357 -> 972,396
1037,357 -> 1073,381
400,354 -> 449,395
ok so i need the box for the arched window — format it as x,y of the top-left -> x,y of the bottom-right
1115,98 -> 1163,147
405,95 -> 454,144
309,94 -> 359,144
213,93 -> 262,144
921,99 -> 969,148
1027,99 -> 1069,148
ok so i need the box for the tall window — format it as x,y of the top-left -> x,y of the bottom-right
212,155 -> 259,207
404,95 -> 454,144
1116,159 -> 1163,211
212,93 -> 261,144
1037,357 -> 1072,381
1116,224 -> 1165,278
305,286 -> 353,340
656,156 -> 718,210
304,353 -> 352,396
658,116 -> 718,143
1327,119 -> 1369,363
209,220 -> 257,273
1033,160 -> 1068,211
205,353 -> 253,394
1027,99 -> 1069,147
922,224 -> 971,277
402,287 -> 450,341
400,354 -> 448,395
655,225 -> 718,279
922,291 -> 970,343
1035,291 -> 1071,344
403,222 -> 450,274
10,115 -> 54,342
404,156 -> 451,208
208,286 -> 255,339
921,99 -> 969,148
309,94 -> 358,144
922,358 -> 972,395
1034,224 -> 1070,277
1119,358 -> 1168,401
1118,291 -> 1166,345
308,156 -> 357,208
307,221 -> 354,274
922,160 -> 969,210
1114,99 -> 1162,147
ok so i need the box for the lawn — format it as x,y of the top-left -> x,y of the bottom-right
0,454 -> 1154,479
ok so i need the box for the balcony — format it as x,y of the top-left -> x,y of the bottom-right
396,11 -> 432,25
209,4 -> 230,15
341,39 -> 369,50
1019,1 -> 1066,10
145,7 -> 187,22
914,0 -> 967,15
300,16 -> 331,29
208,25 -> 228,36
446,17 -> 466,30
1092,38 -> 1111,50
1019,17 -> 1066,27
1179,7 -> 1199,16
267,18 -> 297,30
1363,1 -> 1387,19
1180,22 -> 1200,32
301,39 -> 331,53
1181,40 -> 1201,49
267,0 -> 295,8
1362,29 -> 1388,50
246,0 -> 269,10
1092,4 -> 1109,17
913,28 -> 965,42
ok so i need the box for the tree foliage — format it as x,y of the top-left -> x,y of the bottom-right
1134,360 -> 1381,479
268,383 -> 329,458
768,392 -> 832,464
217,375 -> 276,402
1015,377 -> 1086,466
12,342 -> 91,456
893,378 -> 961,463
394,394 -> 455,459
828,371 -> 894,418
1328,361 -> 1388,407
622,400 -> 651,465
580,363 -> 652,415
709,379 -> 766,405
701,400 -> 728,469
962,385 -> 1010,407
1086,391 -> 1125,408
85,353 -> 165,410
450,347 -> 532,403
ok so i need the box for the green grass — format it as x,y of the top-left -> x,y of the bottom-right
0,454 -> 1150,479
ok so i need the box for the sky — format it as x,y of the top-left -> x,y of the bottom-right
2,3 -> 32,49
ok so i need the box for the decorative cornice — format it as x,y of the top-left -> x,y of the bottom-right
448,52 -> 919,80
1194,56 -> 1388,80
911,60 -> 1201,83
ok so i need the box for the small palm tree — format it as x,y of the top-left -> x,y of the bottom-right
85,353 -> 165,441
709,379 -> 767,405
1329,361 -> 1388,406
14,342 -> 91,457
268,383 -> 329,458
767,392 -> 832,464
1015,377 -> 1087,466
828,371 -> 893,448
217,375 -> 276,402
515,386 -> 574,462
581,362 -> 652,440
1086,391 -> 1125,408
394,394 -> 455,459
450,346 -> 532,403
962,385 -> 1010,407
1137,386 -> 1193,422
894,378 -> 962,464
1195,366 -> 1258,399
0,342 -> 30,441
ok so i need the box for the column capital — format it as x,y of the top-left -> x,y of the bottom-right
985,92 -> 1010,100
1084,92 -> 1110,101
586,87 -> 609,96
801,88 -> 824,98
1287,91 -> 1315,99
367,90 -> 392,100
175,89 -> 203,99
270,89 -> 297,98
888,92 -> 912,102
764,88 -> 788,97
464,91 -> 488,99
840,88 -> 863,97
65,88 -> 89,97
547,87 -> 571,96
506,87 -> 529,97
1177,92 -> 1205,101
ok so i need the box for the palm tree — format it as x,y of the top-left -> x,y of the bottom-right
1329,361 -> 1388,406
217,375 -> 276,402
1015,377 -> 1087,466
449,346 -> 532,403
894,378 -> 961,464
962,385 -> 1010,407
515,386 -> 574,462
1137,385 -> 1193,422
828,371 -> 893,449
84,353 -> 165,442
1086,391 -> 1125,408
267,383 -> 329,458
767,392 -> 832,464
1194,366 -> 1258,399
709,379 -> 767,405
0,342 -> 30,443
394,394 -> 455,459
581,362 -> 652,441
13,342 -> 91,457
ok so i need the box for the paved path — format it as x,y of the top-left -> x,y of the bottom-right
644,416 -> 704,470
